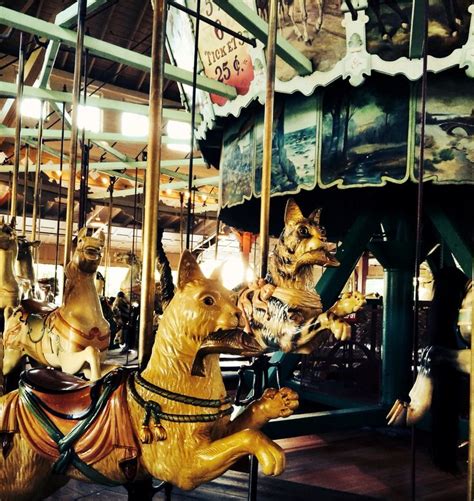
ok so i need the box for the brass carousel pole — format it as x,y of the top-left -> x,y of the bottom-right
138,0 -> 166,368
31,101 -> 44,250
63,0 -> 86,268
11,32 -> 25,221
21,144 -> 29,235
248,1 -> 278,499
469,336 -> 474,499
258,0 -> 277,280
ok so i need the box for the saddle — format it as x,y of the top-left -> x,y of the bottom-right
0,368 -> 140,484
21,367 -> 102,419
21,298 -> 57,316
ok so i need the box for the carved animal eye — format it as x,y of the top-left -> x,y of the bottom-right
298,226 -> 309,237
203,296 -> 215,306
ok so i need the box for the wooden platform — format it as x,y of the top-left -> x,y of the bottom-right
47,428 -> 467,500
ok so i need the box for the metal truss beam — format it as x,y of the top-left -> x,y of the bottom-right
0,158 -> 207,174
88,175 -> 220,199
213,0 -> 312,75
0,82 -> 201,124
0,127 -> 189,144
0,7 -> 237,99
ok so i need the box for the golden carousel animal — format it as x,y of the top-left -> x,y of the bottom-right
16,235 -> 41,300
0,250 -> 299,500
1,227 -> 111,384
250,198 -> 365,351
0,217 -> 20,326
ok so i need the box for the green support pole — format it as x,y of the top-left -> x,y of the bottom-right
381,267 -> 414,406
426,204 -> 472,277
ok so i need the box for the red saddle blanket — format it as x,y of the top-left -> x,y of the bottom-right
0,374 -> 139,469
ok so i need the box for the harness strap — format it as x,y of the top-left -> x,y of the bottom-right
18,371 -> 124,486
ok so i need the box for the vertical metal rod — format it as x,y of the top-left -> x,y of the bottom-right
185,0 -> 201,250
105,177 -> 115,292
130,167 -> 139,300
411,0 -> 429,497
470,328 -> 474,500
258,0 -> 278,280
214,218 -> 220,261
63,0 -> 87,268
54,100 -> 66,300
79,48 -> 89,230
179,192 -> 184,254
138,0 -> 166,369
31,101 -> 44,246
21,144 -> 29,235
11,32 -> 25,220
250,2 -> 278,500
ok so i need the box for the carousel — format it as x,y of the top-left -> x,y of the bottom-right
0,0 -> 472,499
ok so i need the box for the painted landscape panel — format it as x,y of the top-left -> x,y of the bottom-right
413,72 -> 473,184
320,75 -> 410,187
220,117 -> 255,208
254,94 -> 318,196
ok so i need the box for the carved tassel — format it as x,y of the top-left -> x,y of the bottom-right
139,409 -> 153,444
152,422 -> 167,441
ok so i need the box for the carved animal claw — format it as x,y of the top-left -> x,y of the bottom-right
386,399 -> 409,426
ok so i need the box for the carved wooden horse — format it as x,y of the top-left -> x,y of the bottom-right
115,251 -> 142,301
0,250 -> 299,500
2,227 -> 110,383
16,235 -> 41,300
0,217 -> 20,327
387,269 -> 471,427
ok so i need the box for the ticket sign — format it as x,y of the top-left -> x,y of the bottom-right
198,0 -> 255,106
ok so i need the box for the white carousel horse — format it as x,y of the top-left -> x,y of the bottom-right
15,235 -> 41,300
2,227 -> 111,384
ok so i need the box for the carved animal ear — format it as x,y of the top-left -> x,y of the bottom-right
210,263 -> 223,282
77,227 -> 88,240
31,240 -> 41,248
10,216 -> 16,229
308,208 -> 322,225
0,215 -> 4,225
177,250 -> 205,289
284,198 -> 304,226
97,230 -> 105,246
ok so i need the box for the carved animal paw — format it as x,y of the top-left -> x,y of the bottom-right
250,432 -> 286,476
331,318 -> 351,342
257,387 -> 299,420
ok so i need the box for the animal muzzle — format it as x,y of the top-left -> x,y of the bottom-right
84,246 -> 102,261
191,329 -> 265,377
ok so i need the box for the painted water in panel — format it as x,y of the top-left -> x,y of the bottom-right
413,71 -> 474,184
254,95 -> 317,196
320,75 -> 410,187
220,117 -> 255,208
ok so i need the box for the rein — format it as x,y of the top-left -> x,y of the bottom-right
127,371 -> 233,444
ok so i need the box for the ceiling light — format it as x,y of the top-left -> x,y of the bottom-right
21,98 -> 46,119
166,120 -> 191,139
77,105 -> 101,133
121,112 -> 148,137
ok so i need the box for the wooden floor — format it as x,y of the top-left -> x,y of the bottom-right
47,427 -> 467,500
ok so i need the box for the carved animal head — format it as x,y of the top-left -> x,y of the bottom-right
0,216 -> 17,252
17,236 -> 41,261
158,251 -> 262,373
276,199 -> 339,271
115,251 -> 140,266
72,227 -> 105,274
